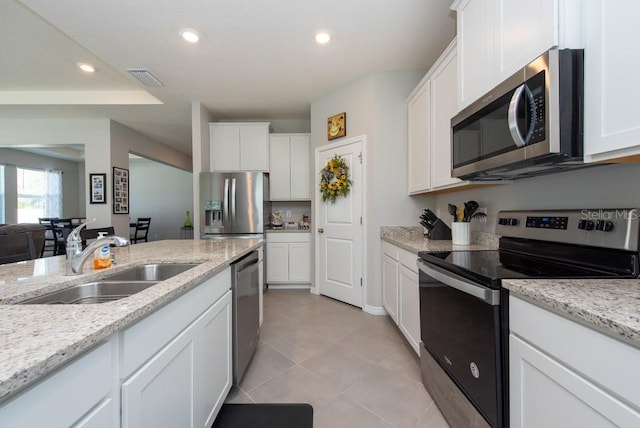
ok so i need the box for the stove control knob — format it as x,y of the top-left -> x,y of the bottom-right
596,220 -> 605,231
603,221 -> 614,232
578,220 -> 587,230
585,220 -> 595,231
498,218 -> 508,225
508,218 -> 518,226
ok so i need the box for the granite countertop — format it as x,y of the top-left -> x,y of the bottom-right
380,226 -> 498,254
265,227 -> 311,233
503,278 -> 640,348
0,238 -> 262,403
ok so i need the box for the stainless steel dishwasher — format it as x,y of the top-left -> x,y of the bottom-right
231,250 -> 260,384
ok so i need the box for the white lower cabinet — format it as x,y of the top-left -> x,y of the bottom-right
122,322 -> 197,428
0,267 -> 233,428
398,264 -> 420,353
121,270 -> 232,428
266,233 -> 310,286
0,341 -> 114,428
122,291 -> 232,428
381,241 -> 420,355
382,249 -> 399,323
509,296 -> 640,427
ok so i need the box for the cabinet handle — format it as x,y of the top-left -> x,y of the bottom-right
317,228 -> 324,234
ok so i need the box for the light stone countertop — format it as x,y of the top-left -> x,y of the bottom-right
265,228 -> 311,233
380,226 -> 498,254
503,278 -> 640,348
0,238 -> 262,403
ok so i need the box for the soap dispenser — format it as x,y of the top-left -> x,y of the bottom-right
93,232 -> 112,270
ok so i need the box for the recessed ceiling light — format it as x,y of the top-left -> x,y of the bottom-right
77,63 -> 96,73
315,32 -> 331,45
180,28 -> 200,43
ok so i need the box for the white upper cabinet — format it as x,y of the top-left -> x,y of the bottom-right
452,0 -> 583,110
210,123 -> 270,171
453,0 -> 492,111
429,42 -> 462,189
493,0 -> 558,82
584,0 -> 640,162
407,39 -> 469,194
407,78 -> 431,194
269,134 -> 310,200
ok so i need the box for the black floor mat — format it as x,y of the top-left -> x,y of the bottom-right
212,403 -> 313,428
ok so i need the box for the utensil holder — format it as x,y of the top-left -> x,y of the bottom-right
452,222 -> 471,245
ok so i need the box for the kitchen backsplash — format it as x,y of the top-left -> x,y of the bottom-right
421,163 -> 640,234
270,201 -> 311,228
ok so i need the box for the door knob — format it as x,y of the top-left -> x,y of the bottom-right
318,228 -> 324,234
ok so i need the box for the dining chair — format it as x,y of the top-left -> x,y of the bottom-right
0,231 -> 40,265
131,218 -> 151,243
38,217 -> 57,257
80,227 -> 115,250
70,218 -> 86,226
51,218 -> 73,255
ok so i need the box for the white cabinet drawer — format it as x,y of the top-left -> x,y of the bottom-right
382,241 -> 399,259
398,247 -> 418,272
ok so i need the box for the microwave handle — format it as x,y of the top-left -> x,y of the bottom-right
508,83 -> 536,148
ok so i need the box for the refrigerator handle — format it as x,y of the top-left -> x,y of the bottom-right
223,178 -> 230,227
231,178 -> 237,227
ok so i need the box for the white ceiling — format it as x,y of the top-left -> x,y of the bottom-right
1,0 -> 455,155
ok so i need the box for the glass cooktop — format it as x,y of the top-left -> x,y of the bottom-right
419,249 -> 633,289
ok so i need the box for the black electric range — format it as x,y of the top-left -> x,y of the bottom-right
417,209 -> 640,428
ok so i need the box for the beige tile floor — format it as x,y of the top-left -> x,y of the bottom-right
226,289 -> 450,428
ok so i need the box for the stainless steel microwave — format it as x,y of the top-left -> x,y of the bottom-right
451,49 -> 584,180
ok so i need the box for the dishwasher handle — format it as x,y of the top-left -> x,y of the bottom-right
417,258 -> 501,305
233,250 -> 259,273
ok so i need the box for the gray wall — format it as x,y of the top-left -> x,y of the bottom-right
310,70 -> 435,310
129,158 -> 193,241
0,148 -> 81,223
420,163 -> 640,233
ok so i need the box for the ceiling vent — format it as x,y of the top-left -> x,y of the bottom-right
126,68 -> 164,86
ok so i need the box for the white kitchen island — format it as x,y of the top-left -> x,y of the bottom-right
0,238 -> 262,427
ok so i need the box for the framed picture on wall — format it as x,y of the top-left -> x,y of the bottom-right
112,167 -> 129,214
89,173 -> 107,204
327,112 -> 346,140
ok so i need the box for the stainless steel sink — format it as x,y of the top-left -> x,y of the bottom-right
18,263 -> 199,304
102,263 -> 199,281
19,281 -> 159,304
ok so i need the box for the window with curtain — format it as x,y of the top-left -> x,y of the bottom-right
0,165 -> 5,224
17,168 -> 63,223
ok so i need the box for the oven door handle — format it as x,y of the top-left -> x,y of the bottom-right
417,259 -> 501,305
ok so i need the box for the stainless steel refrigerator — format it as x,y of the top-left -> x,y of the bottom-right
199,172 -> 270,237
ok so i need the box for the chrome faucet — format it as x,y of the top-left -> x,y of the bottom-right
65,220 -> 130,275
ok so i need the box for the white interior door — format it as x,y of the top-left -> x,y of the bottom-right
315,138 -> 363,308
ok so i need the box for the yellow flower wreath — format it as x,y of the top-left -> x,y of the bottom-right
320,154 -> 352,204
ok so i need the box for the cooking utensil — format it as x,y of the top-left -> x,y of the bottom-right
463,200 -> 479,222
447,204 -> 458,222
